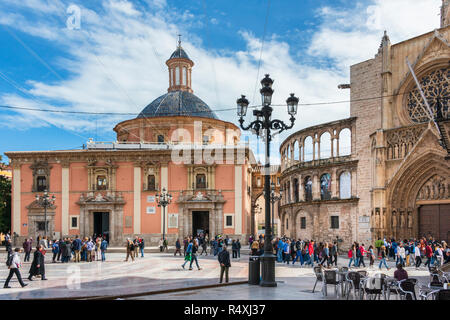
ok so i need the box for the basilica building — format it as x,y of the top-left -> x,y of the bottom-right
7,42 -> 255,245
279,1 -> 450,249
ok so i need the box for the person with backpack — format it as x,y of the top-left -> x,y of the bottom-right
4,248 -> 28,288
100,237 -> 108,262
182,240 -> 193,269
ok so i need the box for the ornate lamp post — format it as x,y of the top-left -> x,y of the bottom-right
237,74 -> 299,287
35,189 -> 56,237
156,187 -> 172,241
270,183 -> 282,237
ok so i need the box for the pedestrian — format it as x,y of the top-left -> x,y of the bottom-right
87,238 -> 95,262
332,241 -> 338,266
231,240 -> 238,259
236,239 -> 241,258
424,243 -> 433,269
359,243 -> 367,267
159,238 -> 164,252
72,235 -> 82,263
251,239 -> 259,256
4,248 -> 28,288
189,239 -> 202,271
174,238 -> 182,256
200,237 -> 208,256
139,237 -> 145,258
414,243 -> 422,269
100,237 -> 108,262
368,245 -> 375,268
320,243 -> 329,267
51,239 -> 59,263
124,238 -> 135,262
163,238 -> 168,252
28,245 -> 47,281
218,244 -> 231,283
133,236 -> 140,258
182,240 -> 193,269
348,245 -> 355,268
394,264 -> 408,281
378,245 -> 390,270
22,238 -> 32,262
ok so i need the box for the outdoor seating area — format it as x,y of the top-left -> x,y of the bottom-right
310,265 -> 450,300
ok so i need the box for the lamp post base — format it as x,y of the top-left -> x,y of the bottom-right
259,252 -> 277,287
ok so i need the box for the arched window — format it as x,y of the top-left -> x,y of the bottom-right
304,176 -> 312,201
320,173 -> 332,200
147,174 -> 156,191
37,176 -> 47,192
339,171 -> 351,199
293,140 -> 299,161
339,128 -> 351,156
196,174 -> 206,189
320,132 -> 332,159
304,136 -> 313,162
97,175 -> 107,190
175,66 -> 180,85
182,67 -> 187,85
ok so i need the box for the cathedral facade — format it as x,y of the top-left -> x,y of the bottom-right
7,43 -> 255,246
279,1 -> 450,249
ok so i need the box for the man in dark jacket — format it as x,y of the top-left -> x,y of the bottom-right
218,244 -> 231,283
174,238 -> 182,256
72,236 -> 82,262
22,239 -> 32,262
231,240 -> 238,259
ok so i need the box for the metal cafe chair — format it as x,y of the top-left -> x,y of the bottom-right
344,271 -> 365,300
436,289 -> 450,300
387,278 -> 417,300
360,276 -> 385,300
312,266 -> 323,293
322,269 -> 340,297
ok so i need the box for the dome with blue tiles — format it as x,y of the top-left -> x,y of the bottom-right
137,90 -> 218,119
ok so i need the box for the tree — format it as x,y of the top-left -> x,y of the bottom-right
0,175 -> 11,232
0,156 -> 11,233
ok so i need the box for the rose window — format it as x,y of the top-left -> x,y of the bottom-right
406,67 -> 449,123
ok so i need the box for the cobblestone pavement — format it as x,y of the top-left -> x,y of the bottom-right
0,250 -> 433,300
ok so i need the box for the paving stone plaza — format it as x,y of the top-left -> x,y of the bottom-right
0,248 -> 432,300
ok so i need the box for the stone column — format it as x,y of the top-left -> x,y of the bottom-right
331,168 -> 337,198
133,165 -> 141,234
61,162 -> 70,236
12,162 -> 21,236
312,174 -> 320,200
298,174 -> 304,201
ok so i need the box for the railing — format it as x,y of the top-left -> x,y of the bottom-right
86,140 -> 250,150
283,155 -> 353,173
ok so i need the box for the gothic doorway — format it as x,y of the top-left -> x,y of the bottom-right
93,212 -> 110,241
192,211 -> 209,236
419,204 -> 450,243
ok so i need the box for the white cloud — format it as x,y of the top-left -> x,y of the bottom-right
0,0 -> 444,162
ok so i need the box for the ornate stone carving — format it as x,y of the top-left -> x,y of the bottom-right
416,174 -> 449,200
385,125 -> 426,160
392,210 -> 397,228
406,67 -> 449,123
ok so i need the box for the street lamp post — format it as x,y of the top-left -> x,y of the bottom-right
156,187 -> 172,241
237,74 -> 299,287
35,189 -> 56,238
270,183 -> 282,238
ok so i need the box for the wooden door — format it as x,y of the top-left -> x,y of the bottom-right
419,205 -> 450,243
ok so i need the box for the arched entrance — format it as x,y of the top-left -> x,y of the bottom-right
387,149 -> 450,241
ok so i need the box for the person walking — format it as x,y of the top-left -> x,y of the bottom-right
424,243 -> 433,270
174,238 -> 182,256
414,243 -> 422,269
348,245 -> 355,268
331,242 -> 338,266
159,238 -> 164,252
236,239 -> 241,258
359,244 -> 367,267
87,238 -> 95,262
320,243 -> 329,267
199,238 -> 208,256
51,240 -> 59,263
139,237 -> 145,258
368,245 -> 375,268
28,245 -> 47,281
378,245 -> 390,270
124,238 -> 135,262
22,238 -> 32,262
189,240 -> 202,270
100,237 -> 108,262
218,244 -> 231,283
182,240 -> 193,269
231,240 -> 238,259
133,236 -> 140,258
4,248 -> 28,288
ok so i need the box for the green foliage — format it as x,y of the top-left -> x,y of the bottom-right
0,174 -> 11,233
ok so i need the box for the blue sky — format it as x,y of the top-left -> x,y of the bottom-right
0,0 -> 442,163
